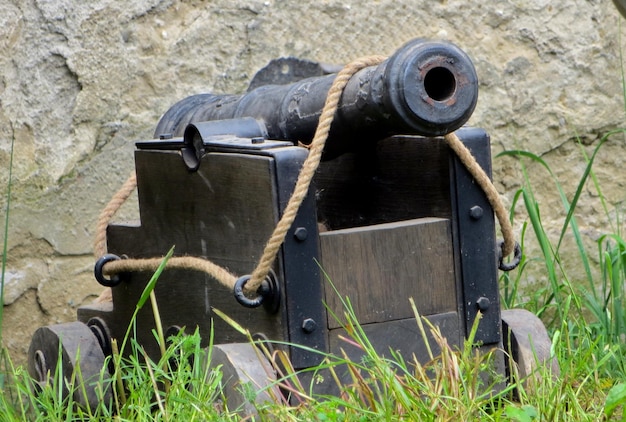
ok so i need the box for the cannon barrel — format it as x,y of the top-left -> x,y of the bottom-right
154,38 -> 478,158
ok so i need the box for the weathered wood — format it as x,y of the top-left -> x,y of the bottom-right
320,218 -> 457,329
132,150 -> 280,264
315,136 -> 451,230
28,322 -> 112,409
88,150 -> 287,359
328,311 -> 461,361
501,309 -> 560,388
209,343 -> 280,416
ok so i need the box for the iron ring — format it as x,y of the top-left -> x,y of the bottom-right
233,275 -> 265,308
94,254 -> 123,287
498,240 -> 522,272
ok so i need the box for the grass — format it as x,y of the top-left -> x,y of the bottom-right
261,297 -> 514,421
0,127 -> 15,343
496,130 -> 626,419
0,125 -> 15,410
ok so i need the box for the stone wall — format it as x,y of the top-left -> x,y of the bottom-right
1,0 -> 625,364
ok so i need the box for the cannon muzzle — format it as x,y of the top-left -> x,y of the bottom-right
154,38 -> 478,158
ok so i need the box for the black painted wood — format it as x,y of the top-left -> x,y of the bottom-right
320,218 -> 457,329
315,136 -> 451,230
86,149 -> 287,359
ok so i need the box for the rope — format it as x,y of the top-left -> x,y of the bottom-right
444,132 -> 515,257
94,172 -> 137,258
94,55 -> 516,294
246,55 -> 387,291
102,255 -> 237,286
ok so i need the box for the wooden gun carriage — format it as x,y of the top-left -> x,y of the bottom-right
27,38 -> 556,411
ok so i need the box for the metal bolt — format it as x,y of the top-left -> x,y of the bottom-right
294,227 -> 308,241
251,137 -> 265,144
469,205 -> 483,220
476,296 -> 490,312
301,318 -> 317,333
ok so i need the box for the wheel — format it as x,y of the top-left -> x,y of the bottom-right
28,321 -> 112,409
501,309 -> 559,388
209,343 -> 279,415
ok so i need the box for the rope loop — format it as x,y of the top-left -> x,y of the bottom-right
498,240 -> 522,272
94,254 -> 124,287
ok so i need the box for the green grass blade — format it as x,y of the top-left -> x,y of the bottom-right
117,245 -> 175,360
520,180 -> 561,318
0,130 -> 15,342
605,382 -> 626,419
137,246 -> 175,310
498,149 -> 593,291
551,136 -> 614,292
211,307 -> 248,337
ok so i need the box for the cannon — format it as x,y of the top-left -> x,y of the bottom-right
27,38 -> 557,412
153,38 -> 478,164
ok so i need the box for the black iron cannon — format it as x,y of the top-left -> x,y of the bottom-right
27,37 -> 556,412
154,38 -> 479,164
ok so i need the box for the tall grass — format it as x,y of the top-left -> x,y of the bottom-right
0,130 -> 15,345
0,248 -> 240,421
243,293 -> 514,421
496,131 -> 626,421
498,130 -> 626,379
0,326 -> 232,420
0,127 -> 15,400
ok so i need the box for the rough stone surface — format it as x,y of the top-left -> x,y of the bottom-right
1,0 -> 625,364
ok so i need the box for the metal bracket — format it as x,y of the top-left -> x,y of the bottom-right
449,127 -> 501,345
269,147 -> 327,369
